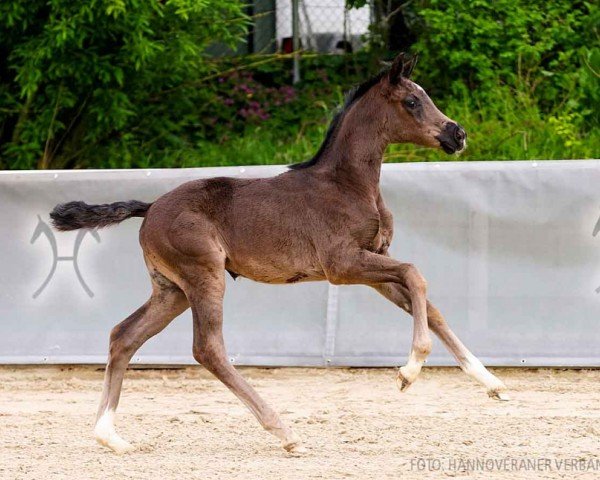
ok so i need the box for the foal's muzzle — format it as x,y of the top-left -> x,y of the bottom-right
436,122 -> 467,154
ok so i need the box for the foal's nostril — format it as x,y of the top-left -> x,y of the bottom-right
453,124 -> 466,142
437,122 -> 467,154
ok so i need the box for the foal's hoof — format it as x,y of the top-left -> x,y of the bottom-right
488,388 -> 510,402
282,440 -> 307,455
286,444 -> 308,455
396,369 -> 413,392
94,411 -> 135,454
95,434 -> 135,454
282,429 -> 306,455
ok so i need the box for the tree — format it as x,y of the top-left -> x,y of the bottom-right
0,0 -> 248,169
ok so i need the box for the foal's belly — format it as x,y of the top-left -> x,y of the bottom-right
224,255 -> 326,285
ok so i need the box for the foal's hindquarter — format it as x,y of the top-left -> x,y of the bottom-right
89,58 -> 508,455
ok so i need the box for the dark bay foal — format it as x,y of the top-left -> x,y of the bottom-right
51,53 -> 508,455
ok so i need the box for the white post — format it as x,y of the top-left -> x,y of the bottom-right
292,0 -> 301,84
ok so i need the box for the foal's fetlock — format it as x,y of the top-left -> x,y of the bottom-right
94,410 -> 135,454
94,426 -> 135,454
414,341 -> 432,358
396,344 -> 428,393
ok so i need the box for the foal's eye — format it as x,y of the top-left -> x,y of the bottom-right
403,97 -> 418,110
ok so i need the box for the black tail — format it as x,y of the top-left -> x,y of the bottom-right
50,200 -> 152,231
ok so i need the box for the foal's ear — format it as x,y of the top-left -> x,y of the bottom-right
389,52 -> 418,85
402,53 -> 418,78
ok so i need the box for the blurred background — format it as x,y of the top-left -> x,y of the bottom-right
0,0 -> 598,170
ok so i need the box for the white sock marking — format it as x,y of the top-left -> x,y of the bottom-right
94,409 -> 134,454
462,352 -> 505,391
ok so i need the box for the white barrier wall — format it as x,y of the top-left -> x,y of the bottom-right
1,161 -> 599,366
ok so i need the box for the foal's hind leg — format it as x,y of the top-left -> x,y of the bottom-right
426,301 -> 508,400
94,273 -> 188,453
181,260 -> 304,453
374,283 -> 508,400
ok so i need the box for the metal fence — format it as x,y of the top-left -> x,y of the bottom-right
1,161 -> 599,367
243,0 -> 371,82
247,0 -> 371,54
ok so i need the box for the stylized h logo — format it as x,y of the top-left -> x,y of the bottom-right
30,215 -> 100,298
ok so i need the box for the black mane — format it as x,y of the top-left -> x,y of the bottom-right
288,68 -> 389,170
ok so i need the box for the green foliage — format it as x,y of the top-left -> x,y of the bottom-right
408,0 -> 599,129
192,54 -> 372,141
0,0 -> 597,170
0,0 -> 247,169
180,95 -> 599,168
178,41 -> 598,166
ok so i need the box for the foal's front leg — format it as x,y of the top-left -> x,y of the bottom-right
374,283 -> 509,400
326,250 -> 432,390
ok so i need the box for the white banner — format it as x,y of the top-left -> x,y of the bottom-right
1,160 -> 599,366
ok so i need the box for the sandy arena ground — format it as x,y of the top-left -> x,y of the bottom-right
0,366 -> 598,480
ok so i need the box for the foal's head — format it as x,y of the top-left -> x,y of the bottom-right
379,53 -> 466,154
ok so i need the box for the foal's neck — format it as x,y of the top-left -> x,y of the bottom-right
315,93 -> 389,198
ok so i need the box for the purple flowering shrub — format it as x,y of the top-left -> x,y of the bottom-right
206,70 -> 298,141
195,54 -> 373,146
